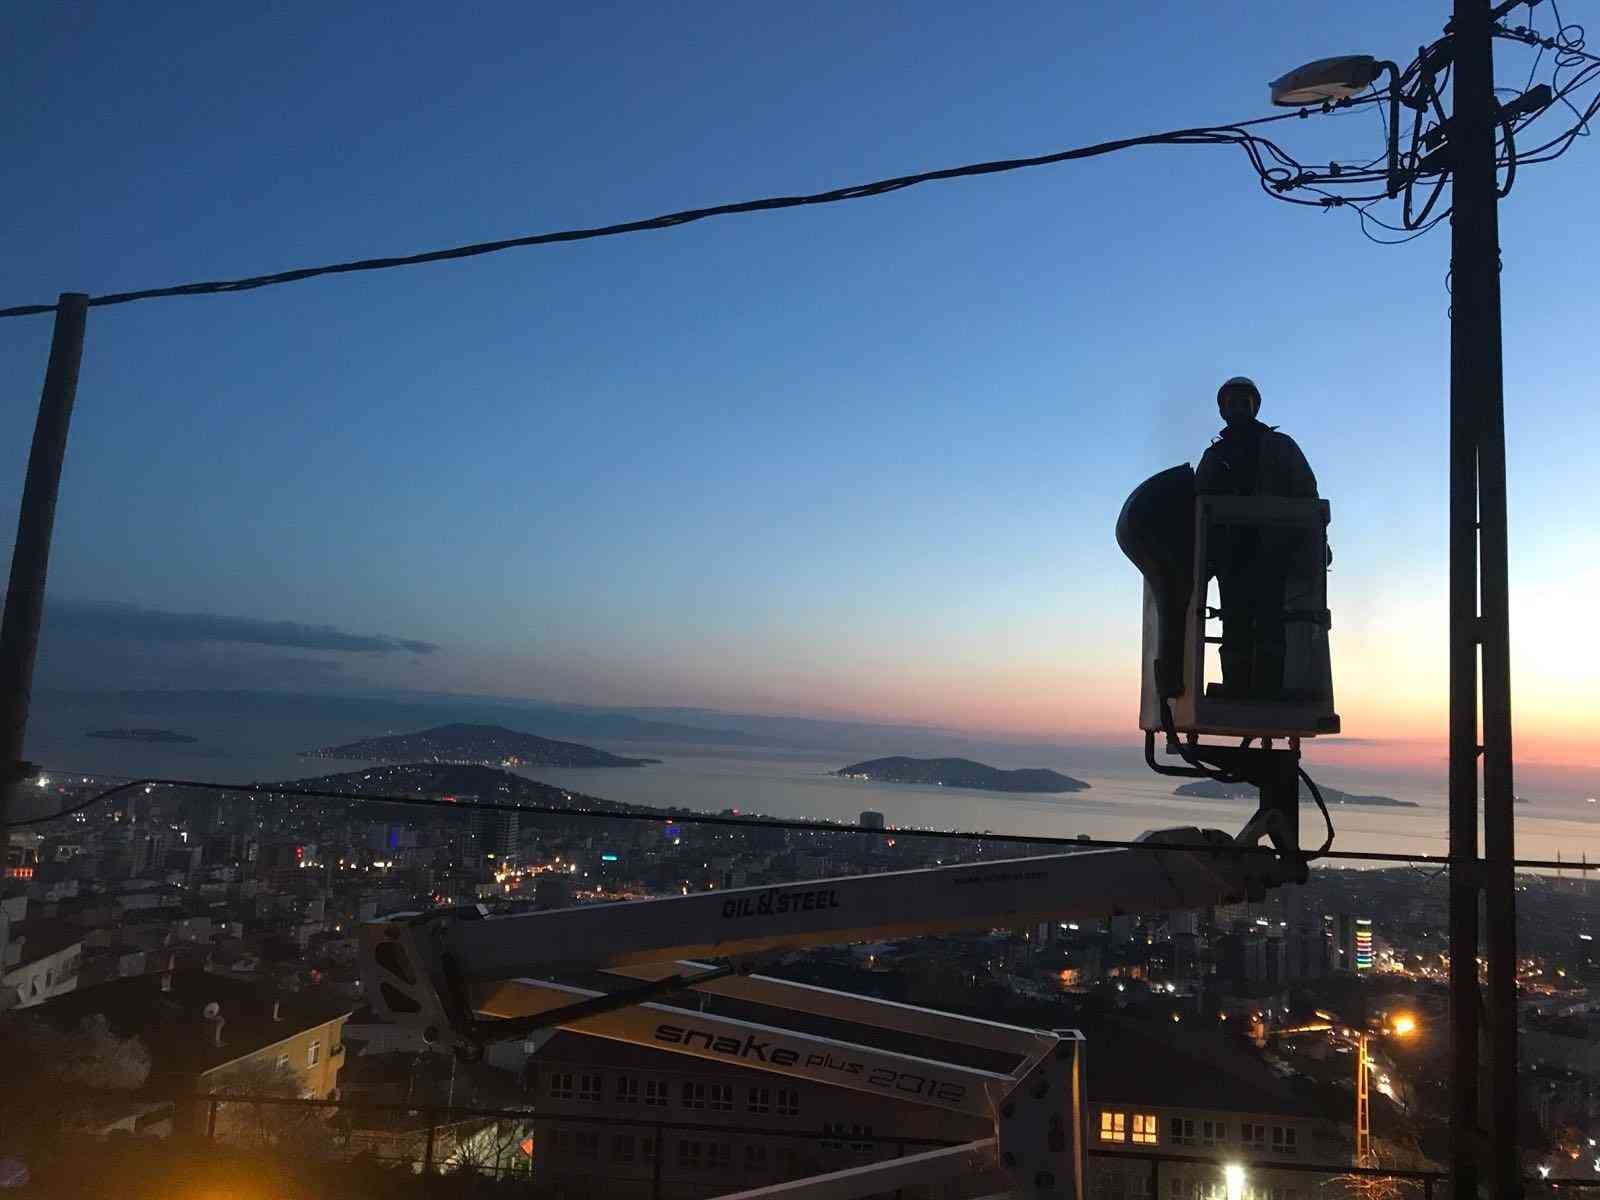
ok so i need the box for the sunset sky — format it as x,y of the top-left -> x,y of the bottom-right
2,2 -> 1596,778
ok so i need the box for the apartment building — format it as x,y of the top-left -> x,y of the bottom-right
1085,1018 -> 1345,1200
33,968 -> 353,1103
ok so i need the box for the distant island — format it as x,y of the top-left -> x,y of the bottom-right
836,757 -> 1089,794
86,728 -> 198,744
302,723 -> 658,768
1174,779 -> 1417,808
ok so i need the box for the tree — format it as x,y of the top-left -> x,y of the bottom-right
0,1011 -> 152,1171
208,1057 -> 332,1157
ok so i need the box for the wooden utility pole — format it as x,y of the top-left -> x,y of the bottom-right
0,292 -> 88,829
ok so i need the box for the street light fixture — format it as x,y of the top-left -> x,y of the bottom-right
1269,55 -> 1403,196
1224,1163 -> 1247,1200
1268,55 -> 1383,106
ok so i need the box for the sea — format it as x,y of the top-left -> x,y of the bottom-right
21,692 -> 1600,871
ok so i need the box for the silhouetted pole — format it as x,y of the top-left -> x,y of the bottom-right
1449,2 -> 1519,1198
0,292 -> 88,829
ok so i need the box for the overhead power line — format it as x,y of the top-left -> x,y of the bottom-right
0,106 -> 1367,322
9,769 -> 1592,871
2,27 -> 1596,319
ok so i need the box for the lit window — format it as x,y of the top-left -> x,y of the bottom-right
1100,1111 -> 1127,1142
307,1040 -> 321,1067
1131,1114 -> 1159,1145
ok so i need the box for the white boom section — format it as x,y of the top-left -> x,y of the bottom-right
491,970 -> 1083,1200
357,825 -> 1272,1200
714,1140 -> 1004,1200
361,827 -> 1257,1052
602,960 -> 1061,1056
478,974 -> 1047,1118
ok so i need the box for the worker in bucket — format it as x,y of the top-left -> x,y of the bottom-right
1196,377 -> 1318,700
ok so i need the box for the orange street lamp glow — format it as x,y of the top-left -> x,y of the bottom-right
1391,1014 -> 1417,1037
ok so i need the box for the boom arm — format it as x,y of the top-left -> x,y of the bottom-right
362,825 -> 1291,1056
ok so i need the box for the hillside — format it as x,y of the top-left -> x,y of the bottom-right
1173,779 -> 1417,807
275,763 -> 648,815
301,723 -> 657,768
835,756 -> 1089,794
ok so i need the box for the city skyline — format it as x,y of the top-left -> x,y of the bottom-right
4,2 -> 1597,778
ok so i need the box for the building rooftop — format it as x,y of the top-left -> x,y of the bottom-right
1086,1014 -> 1333,1120
6,918 -> 85,969
32,968 -> 351,1082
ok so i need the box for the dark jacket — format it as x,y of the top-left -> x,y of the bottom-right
1195,419 -> 1318,498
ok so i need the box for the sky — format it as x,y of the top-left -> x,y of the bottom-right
2,2 -> 1597,778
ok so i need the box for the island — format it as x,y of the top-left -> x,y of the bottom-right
1173,779 -> 1417,807
301,723 -> 658,768
835,756 -> 1089,794
86,728 -> 198,744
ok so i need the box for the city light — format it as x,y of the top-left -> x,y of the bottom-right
1223,1163 -> 1246,1200
1539,1166 -> 1552,1180
1391,1014 -> 1417,1037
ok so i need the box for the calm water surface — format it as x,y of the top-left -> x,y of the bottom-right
24,696 -> 1600,868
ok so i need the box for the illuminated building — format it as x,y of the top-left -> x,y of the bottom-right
1354,918 -> 1374,971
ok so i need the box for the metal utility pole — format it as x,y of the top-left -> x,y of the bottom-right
1356,1031 -> 1372,1169
0,292 -> 88,829
1449,2 -> 1519,1198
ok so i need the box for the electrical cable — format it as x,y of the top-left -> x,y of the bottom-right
1299,766 -> 1336,856
0,108 -> 1329,322
4,777 -> 153,826
12,767 -> 1589,871
8,25 -> 1589,322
